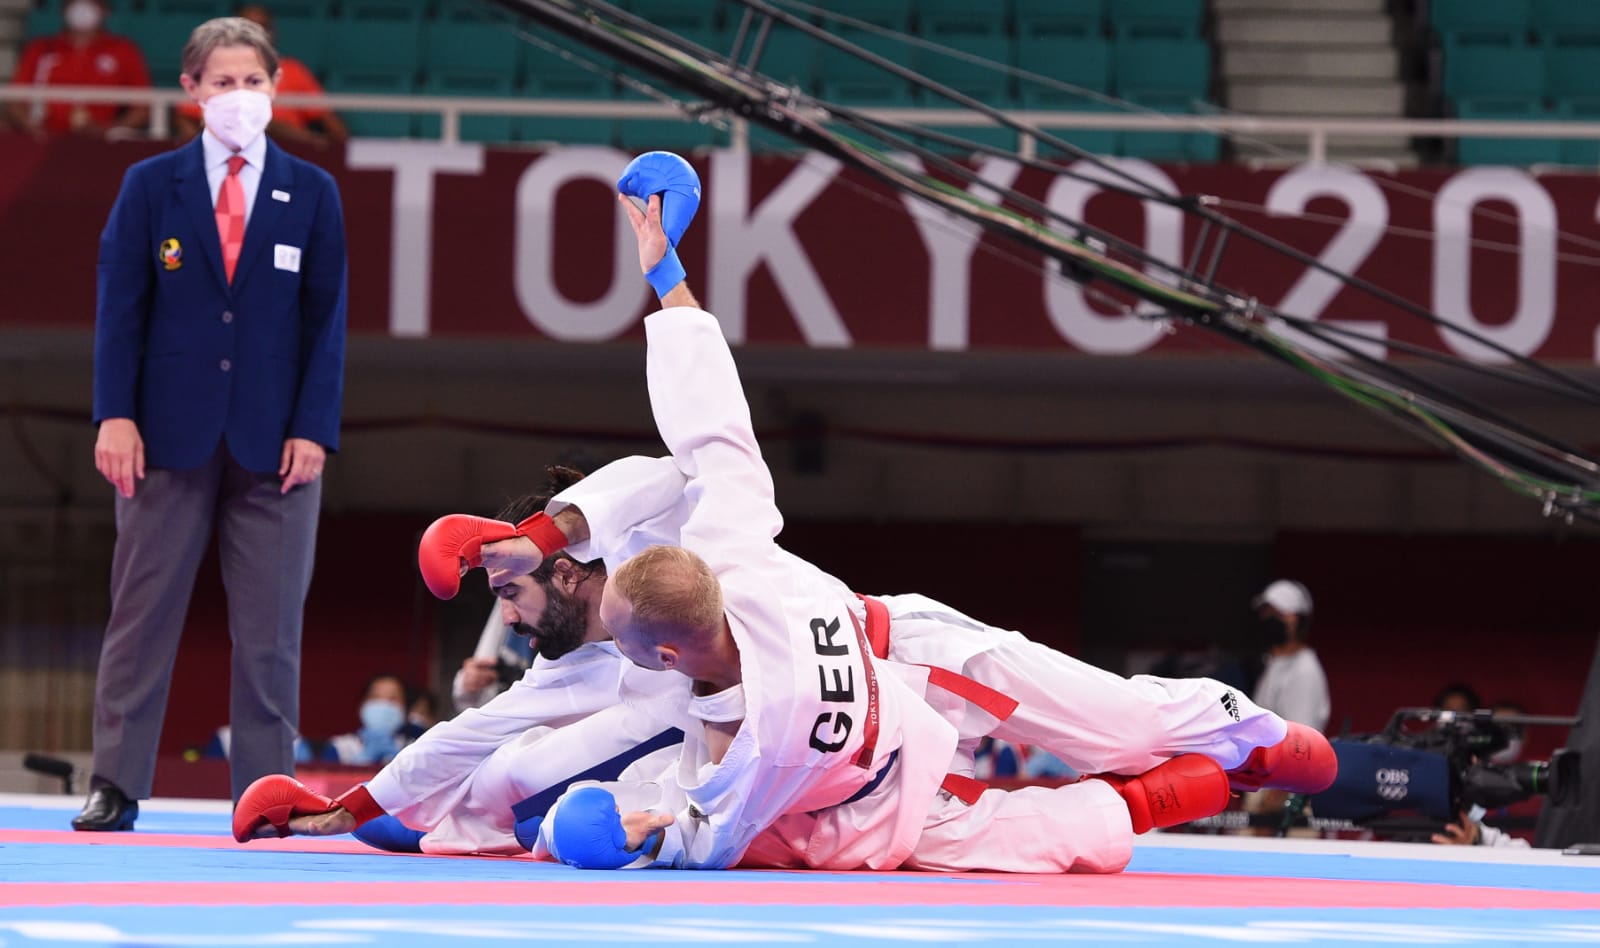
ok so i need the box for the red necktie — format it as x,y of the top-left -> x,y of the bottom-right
215,154 -> 247,284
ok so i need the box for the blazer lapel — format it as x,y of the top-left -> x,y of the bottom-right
232,139 -> 293,290
175,137 -> 229,292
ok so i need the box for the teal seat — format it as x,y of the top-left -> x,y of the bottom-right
917,0 -> 1006,38
917,100 -> 1025,156
1107,0 -> 1204,40
24,7 -> 61,39
817,30 -> 916,88
324,68 -> 418,138
326,18 -> 423,74
1021,87 -> 1118,157
260,0 -> 335,17
1118,92 -> 1219,162
1112,37 -> 1210,98
913,35 -> 1014,106
1455,96 -> 1562,165
416,72 -> 518,143
626,0 -> 721,34
520,75 -> 616,147
1555,97 -> 1600,164
812,0 -> 912,33
1432,0 -> 1532,44
1013,0 -> 1105,39
425,20 -> 522,78
270,14 -> 329,75
739,28 -> 817,92
145,0 -> 227,15
1017,35 -> 1111,93
1533,0 -> 1600,44
1442,42 -> 1544,100
615,86 -> 729,152
1545,46 -> 1600,99
340,0 -> 426,22
116,13 -> 198,78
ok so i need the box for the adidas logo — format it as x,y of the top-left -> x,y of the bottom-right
1219,691 -> 1241,722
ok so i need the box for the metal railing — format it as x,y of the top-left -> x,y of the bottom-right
7,84 -> 1600,165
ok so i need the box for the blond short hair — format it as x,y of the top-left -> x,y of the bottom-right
182,16 -> 279,80
612,545 -> 724,643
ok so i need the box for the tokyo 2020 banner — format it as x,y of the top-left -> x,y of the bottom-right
3,134 -> 1599,362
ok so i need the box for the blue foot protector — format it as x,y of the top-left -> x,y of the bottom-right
351,814 -> 425,853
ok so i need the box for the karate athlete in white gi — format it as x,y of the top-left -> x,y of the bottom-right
508,183 -> 1246,873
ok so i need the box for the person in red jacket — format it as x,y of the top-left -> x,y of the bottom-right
6,0 -> 151,137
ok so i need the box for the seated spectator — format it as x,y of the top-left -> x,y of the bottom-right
1433,682 -> 1482,714
173,3 -> 347,145
324,674 -> 414,767
452,603 -> 533,714
6,0 -> 151,137
404,688 -> 439,741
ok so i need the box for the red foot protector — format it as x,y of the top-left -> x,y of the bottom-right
417,512 -> 569,599
1110,755 -> 1231,835
1227,721 -> 1339,794
231,775 -> 336,843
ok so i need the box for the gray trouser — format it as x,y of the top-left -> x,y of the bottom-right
91,440 -> 320,801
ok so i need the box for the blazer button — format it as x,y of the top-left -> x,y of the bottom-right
222,311 -> 234,323
220,358 -> 232,372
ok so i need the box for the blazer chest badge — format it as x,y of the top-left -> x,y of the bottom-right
159,238 -> 182,271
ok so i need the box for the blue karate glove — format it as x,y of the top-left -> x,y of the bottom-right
549,786 -> 659,870
351,814 -> 425,854
617,151 -> 701,247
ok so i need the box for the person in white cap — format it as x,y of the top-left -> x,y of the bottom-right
1250,580 -> 1329,733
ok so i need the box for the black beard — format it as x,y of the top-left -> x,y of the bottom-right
528,588 -> 589,661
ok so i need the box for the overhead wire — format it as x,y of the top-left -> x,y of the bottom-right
484,0 -> 1600,522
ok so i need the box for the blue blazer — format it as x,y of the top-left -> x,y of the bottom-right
93,136 -> 347,474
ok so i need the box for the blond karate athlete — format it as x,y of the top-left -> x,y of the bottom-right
510,192 -> 1241,873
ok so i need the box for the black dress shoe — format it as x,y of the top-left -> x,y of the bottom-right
72,784 -> 138,832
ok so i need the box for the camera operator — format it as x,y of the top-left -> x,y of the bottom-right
1431,697 -> 1531,848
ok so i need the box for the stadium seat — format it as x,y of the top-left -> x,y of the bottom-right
258,0 -> 335,17
1118,92 -> 1219,162
23,6 -> 61,40
1017,35 -> 1112,93
913,35 -> 1015,105
1022,91 -> 1119,159
1454,96 -> 1563,165
323,69 -> 418,138
1112,37 -> 1210,98
917,0 -> 1006,39
1441,42 -> 1544,100
1107,0 -> 1204,40
115,12 -> 199,78
520,72 -> 617,148
740,28 -> 818,92
1013,0 -> 1105,39
812,0 -> 912,34
270,14 -> 330,75
338,0 -> 425,22
615,85 -> 729,152
817,30 -> 917,88
325,18 -> 423,75
1555,98 -> 1600,165
1431,0 -> 1532,45
415,73 -> 518,144
425,20 -> 522,79
626,0 -> 721,34
1532,0 -> 1600,45
1545,46 -> 1600,100
144,0 -> 227,15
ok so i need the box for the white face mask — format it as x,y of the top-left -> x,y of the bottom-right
64,0 -> 103,32
202,88 -> 272,151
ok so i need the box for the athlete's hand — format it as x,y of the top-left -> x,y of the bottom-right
622,810 -> 674,853
617,191 -> 670,275
479,534 -> 545,577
